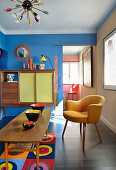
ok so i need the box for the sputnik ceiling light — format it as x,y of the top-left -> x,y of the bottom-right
4,0 -> 49,24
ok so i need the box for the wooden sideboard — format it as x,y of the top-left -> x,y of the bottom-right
0,69 -> 55,119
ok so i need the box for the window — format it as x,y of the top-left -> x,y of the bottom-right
63,62 -> 79,84
104,29 -> 116,90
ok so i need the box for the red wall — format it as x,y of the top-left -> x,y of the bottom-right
63,55 -> 80,62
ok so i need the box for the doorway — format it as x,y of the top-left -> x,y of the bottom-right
63,45 -> 89,102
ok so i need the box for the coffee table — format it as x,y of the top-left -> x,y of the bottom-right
0,109 -> 51,170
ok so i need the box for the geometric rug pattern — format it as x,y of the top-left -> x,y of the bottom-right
0,134 -> 55,170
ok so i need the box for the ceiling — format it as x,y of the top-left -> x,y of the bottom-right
63,46 -> 86,56
0,0 -> 116,34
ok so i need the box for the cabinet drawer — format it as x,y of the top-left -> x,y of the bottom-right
2,98 -> 18,104
2,93 -> 18,99
2,82 -> 18,88
1,82 -> 18,104
2,88 -> 18,94
2,83 -> 18,94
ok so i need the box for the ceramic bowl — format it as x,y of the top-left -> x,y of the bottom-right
30,104 -> 45,114
38,64 -> 45,70
25,109 -> 41,122
23,121 -> 35,129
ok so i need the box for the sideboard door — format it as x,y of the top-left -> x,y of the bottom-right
36,73 -> 53,103
20,73 -> 35,102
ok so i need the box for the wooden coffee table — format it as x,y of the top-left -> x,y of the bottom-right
0,109 -> 51,170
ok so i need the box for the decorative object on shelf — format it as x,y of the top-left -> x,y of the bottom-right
25,109 -> 40,122
7,73 -> 15,82
40,54 -> 53,69
38,64 -> 45,70
26,58 -> 36,70
23,63 -> 25,70
15,43 -> 32,62
4,0 -> 49,25
30,104 -> 45,114
23,121 -> 35,129
26,58 -> 32,70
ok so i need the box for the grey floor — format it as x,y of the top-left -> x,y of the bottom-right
49,117 -> 116,170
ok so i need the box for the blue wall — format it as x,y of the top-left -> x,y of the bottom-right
1,33 -> 97,117
0,31 -> 5,50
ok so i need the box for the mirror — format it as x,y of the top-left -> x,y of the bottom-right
17,47 -> 29,59
15,43 -> 31,62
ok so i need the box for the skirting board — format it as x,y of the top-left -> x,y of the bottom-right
101,116 -> 116,134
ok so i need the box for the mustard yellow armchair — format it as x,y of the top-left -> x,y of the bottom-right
62,95 -> 105,151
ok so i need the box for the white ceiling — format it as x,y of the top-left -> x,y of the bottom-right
0,0 -> 116,34
63,46 -> 86,56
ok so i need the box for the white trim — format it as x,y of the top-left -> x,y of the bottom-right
0,25 -> 7,35
5,29 -> 97,35
101,116 -> 116,134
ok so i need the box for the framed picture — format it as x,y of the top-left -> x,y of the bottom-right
83,47 -> 93,87
103,28 -> 116,90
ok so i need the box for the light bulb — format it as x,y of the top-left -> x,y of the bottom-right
11,0 -> 22,2
4,8 -> 12,12
33,12 -> 38,17
34,0 -> 39,3
12,13 -> 17,17
15,4 -> 21,8
15,16 -> 22,23
35,16 -> 39,22
15,19 -> 20,23
42,11 -> 49,15
28,18 -> 31,25
36,14 -> 40,20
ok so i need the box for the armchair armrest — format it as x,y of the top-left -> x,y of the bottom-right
87,104 -> 103,123
66,100 -> 81,112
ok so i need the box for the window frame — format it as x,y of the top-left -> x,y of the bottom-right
103,28 -> 116,90
63,61 -> 79,85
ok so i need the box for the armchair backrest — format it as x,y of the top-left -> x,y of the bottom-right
65,95 -> 105,123
80,95 -> 105,112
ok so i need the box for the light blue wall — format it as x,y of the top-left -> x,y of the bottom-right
1,33 -> 97,117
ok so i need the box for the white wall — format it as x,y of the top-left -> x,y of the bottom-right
80,10 -> 116,133
96,10 -> 116,133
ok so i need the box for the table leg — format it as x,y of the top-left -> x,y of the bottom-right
46,128 -> 48,136
36,142 -> 40,170
4,107 -> 7,117
5,143 -> 8,170
0,107 -> 3,120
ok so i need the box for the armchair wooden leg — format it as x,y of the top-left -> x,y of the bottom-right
62,120 -> 68,137
95,123 -> 102,143
83,123 -> 86,152
80,123 -> 82,133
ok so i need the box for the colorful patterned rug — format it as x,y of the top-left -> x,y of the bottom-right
0,134 -> 56,170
